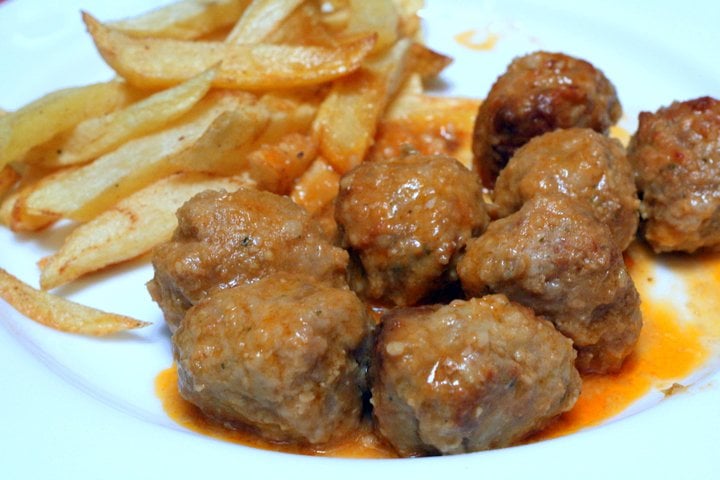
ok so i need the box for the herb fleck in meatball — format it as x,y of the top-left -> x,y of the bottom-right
173,273 -> 373,446
335,154 -> 489,306
494,128 -> 639,250
458,195 -> 642,374
148,188 -> 348,331
628,96 -> 720,253
473,51 -> 622,187
371,295 -> 580,456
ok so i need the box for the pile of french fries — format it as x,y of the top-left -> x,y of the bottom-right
0,0 -> 471,335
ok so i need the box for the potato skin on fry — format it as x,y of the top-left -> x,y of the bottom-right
148,188 -> 348,331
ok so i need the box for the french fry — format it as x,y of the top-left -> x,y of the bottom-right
263,2 -> 336,46
312,38 -> 412,172
0,165 -> 19,199
225,0 -> 304,44
18,92 -> 261,222
247,133 -> 316,193
110,0 -> 250,40
8,167 -> 74,232
392,0 -> 423,40
35,67 -> 217,168
0,267 -> 149,335
0,191 -> 18,226
409,43 -> 453,79
38,172 -> 254,290
290,157 -> 340,215
0,81 -> 143,169
344,0 -> 399,53
85,13 -> 377,90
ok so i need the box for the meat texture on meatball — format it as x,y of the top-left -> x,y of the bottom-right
493,128 -> 639,250
371,295 -> 581,457
148,188 -> 348,331
458,195 -> 642,374
173,273 -> 373,446
473,51 -> 622,187
335,154 -> 490,307
627,96 -> 720,253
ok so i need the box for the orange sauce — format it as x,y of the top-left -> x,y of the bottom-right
454,29 -> 500,51
369,96 -> 480,169
155,365 -> 398,458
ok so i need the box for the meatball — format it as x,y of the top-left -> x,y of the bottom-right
493,128 -> 639,250
335,154 -> 489,306
473,51 -> 622,187
371,295 -> 580,456
173,273 -> 373,446
627,96 -> 720,253
148,188 -> 348,331
458,195 -> 642,374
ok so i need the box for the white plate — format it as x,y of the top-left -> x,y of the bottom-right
1,1 -> 719,478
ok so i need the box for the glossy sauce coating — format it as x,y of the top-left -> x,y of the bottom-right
458,195 -> 642,374
473,51 -> 621,187
628,96 -> 720,253
371,295 -> 580,456
336,154 -> 489,306
148,188 -> 348,331
493,128 -> 639,250
173,273 -> 373,445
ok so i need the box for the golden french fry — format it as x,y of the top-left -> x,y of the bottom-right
392,0 -> 423,39
255,93 -> 318,146
312,38 -> 412,172
247,133 -> 316,193
158,91 -> 319,177
0,81 -> 143,169
9,167 -> 74,232
0,267 -> 149,335
110,0 -> 250,39
19,93 -> 259,222
84,12 -> 376,90
225,0 -> 304,44
263,2 -> 336,46
0,165 -> 19,198
38,172 -> 254,290
0,191 -> 18,226
344,0 -> 399,53
409,43 -> 453,78
290,157 -> 340,215
37,67 -> 217,168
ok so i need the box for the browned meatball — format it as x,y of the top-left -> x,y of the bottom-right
457,195 -> 642,374
371,295 -> 580,457
493,128 -> 639,250
335,154 -> 490,306
173,273 -> 373,446
627,96 -> 720,253
148,188 -> 348,331
473,51 -> 622,187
